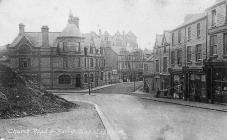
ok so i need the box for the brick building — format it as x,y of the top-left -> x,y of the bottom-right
6,14 -> 111,89
204,0 -> 227,103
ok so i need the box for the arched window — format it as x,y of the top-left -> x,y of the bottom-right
84,74 -> 88,83
58,75 -> 71,84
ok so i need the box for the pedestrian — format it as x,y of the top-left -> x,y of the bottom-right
156,88 -> 160,98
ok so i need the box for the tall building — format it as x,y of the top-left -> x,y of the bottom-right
6,14 -> 111,89
204,0 -> 227,103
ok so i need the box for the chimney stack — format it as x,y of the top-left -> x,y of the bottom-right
41,26 -> 49,47
19,23 -> 25,35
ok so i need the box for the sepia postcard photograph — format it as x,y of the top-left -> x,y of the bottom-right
0,0 -> 227,140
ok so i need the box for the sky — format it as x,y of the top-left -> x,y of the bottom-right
0,0 -> 216,50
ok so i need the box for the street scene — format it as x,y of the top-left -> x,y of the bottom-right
0,0 -> 227,139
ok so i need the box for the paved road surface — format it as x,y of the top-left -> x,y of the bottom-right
61,93 -> 227,140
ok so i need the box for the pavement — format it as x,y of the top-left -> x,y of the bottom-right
48,83 -> 122,93
133,89 -> 227,112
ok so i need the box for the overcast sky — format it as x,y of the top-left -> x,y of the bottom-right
0,0 -> 216,49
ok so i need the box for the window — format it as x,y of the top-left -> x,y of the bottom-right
90,44 -> 93,54
96,59 -> 98,68
197,23 -> 201,38
163,57 -> 167,72
84,57 -> 87,68
90,58 -> 94,67
164,46 -> 166,53
187,46 -> 192,62
63,42 -> 67,52
177,50 -> 182,65
188,27 -> 191,41
100,47 -> 104,54
78,57 -> 81,67
19,58 -> 31,68
212,9 -> 216,26
18,45 -> 31,54
171,51 -> 175,65
226,5 -> 227,23
75,42 -> 81,52
84,74 -> 88,83
224,33 -> 227,55
210,35 -> 217,56
196,44 -> 202,61
108,72 -> 111,80
172,33 -> 175,45
90,74 -> 94,82
178,30 -> 181,43
59,75 -> 71,84
63,57 -> 68,68
101,72 -> 104,80
155,60 -> 159,72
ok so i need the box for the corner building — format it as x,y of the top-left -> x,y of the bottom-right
6,14 -> 110,89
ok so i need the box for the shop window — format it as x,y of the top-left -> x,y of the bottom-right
59,75 -> 71,84
19,58 -> 31,68
210,35 -> 217,56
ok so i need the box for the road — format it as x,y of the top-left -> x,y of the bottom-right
59,83 -> 227,140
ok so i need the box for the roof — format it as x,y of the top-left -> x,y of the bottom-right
206,0 -> 226,11
60,23 -> 81,37
172,13 -> 206,31
9,32 -> 60,48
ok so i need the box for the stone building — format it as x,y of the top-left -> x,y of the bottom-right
204,0 -> 227,103
169,13 -> 207,100
6,14 -> 110,89
143,53 -> 155,93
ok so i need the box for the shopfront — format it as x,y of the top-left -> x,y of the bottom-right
204,60 -> 227,103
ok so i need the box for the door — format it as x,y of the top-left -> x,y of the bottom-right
76,74 -> 81,88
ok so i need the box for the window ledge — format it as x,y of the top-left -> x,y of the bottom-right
210,54 -> 218,58
187,61 -> 192,64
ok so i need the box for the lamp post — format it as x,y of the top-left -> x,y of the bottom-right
84,47 -> 91,95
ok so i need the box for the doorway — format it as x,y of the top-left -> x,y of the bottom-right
76,74 -> 81,88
